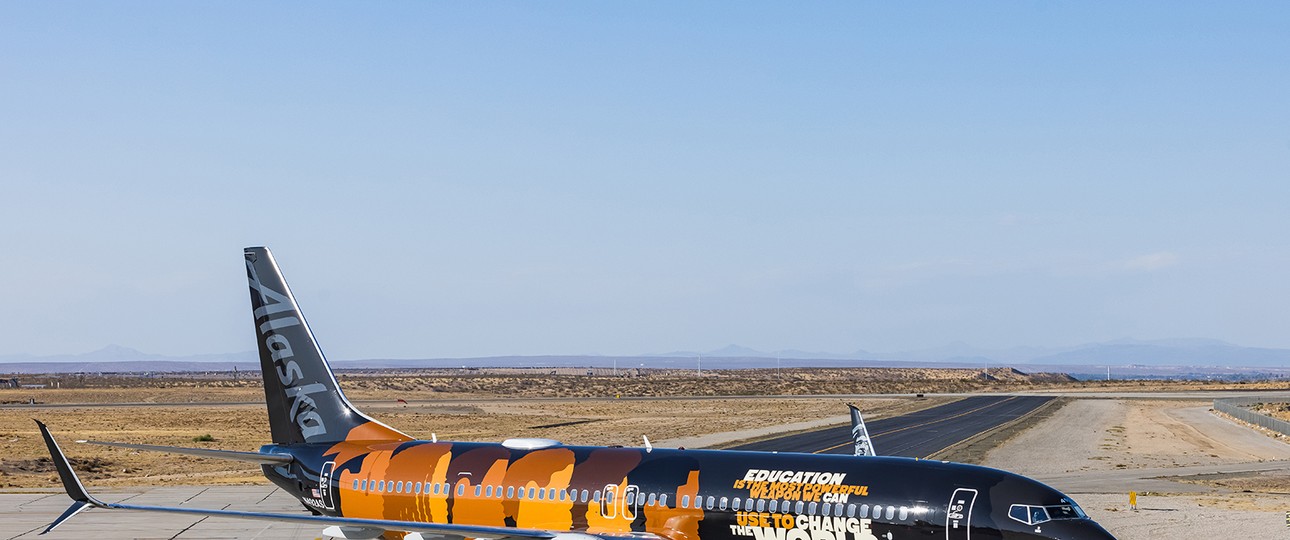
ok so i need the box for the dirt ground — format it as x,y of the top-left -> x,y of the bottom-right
0,396 -> 928,489
6,369 -> 1290,539
0,366 -> 1082,404
983,399 -> 1290,538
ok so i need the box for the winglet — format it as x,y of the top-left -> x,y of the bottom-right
35,420 -> 106,533
847,404 -> 877,457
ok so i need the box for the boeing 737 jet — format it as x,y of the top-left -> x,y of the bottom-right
37,247 -> 1117,540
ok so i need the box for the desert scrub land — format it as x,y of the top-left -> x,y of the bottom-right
1247,401 -> 1290,422
0,394 -> 935,489
0,366 -> 1080,405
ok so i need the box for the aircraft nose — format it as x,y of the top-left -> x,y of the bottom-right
1065,521 -> 1118,540
1011,521 -> 1117,540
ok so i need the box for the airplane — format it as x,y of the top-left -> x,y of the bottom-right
35,246 -> 1117,540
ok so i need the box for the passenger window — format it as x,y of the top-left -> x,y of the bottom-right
538,488 -> 545,500
768,500 -> 778,512
899,507 -> 908,521
560,490 -> 568,501
457,484 -> 465,496
528,487 -> 536,499
730,497 -> 738,510
835,503 -> 843,516
860,504 -> 869,518
746,498 -> 754,512
885,506 -> 895,520
474,485 -> 482,497
846,504 -> 855,518
704,496 -> 714,510
822,503 -> 831,516
660,495 -> 669,507
395,481 -> 403,493
719,497 -> 729,511
795,501 -> 804,514
485,486 -> 493,497
647,493 -> 657,506
872,505 -> 881,519
757,499 -> 766,512
808,502 -> 817,515
681,495 -> 691,508
581,490 -> 590,503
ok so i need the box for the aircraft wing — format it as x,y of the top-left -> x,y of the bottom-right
77,439 -> 294,464
36,421 -> 623,540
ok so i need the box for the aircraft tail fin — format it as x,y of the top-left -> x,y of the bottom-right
245,247 -> 411,445
849,404 -> 877,456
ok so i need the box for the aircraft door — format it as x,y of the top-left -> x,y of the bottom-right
945,488 -> 977,540
319,461 -> 336,510
622,484 -> 639,520
602,484 -> 618,518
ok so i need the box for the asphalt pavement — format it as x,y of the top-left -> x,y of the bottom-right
731,395 -> 1053,457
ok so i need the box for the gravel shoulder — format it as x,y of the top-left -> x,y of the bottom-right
983,398 -> 1290,539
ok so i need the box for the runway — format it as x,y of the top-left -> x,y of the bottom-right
2,487 -> 319,540
730,395 -> 1053,457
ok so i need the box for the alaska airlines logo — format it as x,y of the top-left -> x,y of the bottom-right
247,259 -> 329,439
851,424 -> 872,457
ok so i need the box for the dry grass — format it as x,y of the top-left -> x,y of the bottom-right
1248,402 -> 1290,422
5,367 -> 1286,491
0,396 -> 916,489
0,366 -> 1084,403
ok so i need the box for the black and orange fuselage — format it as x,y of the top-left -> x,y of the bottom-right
263,432 -> 1103,540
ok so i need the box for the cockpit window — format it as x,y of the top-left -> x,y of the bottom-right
1009,499 -> 1086,526
1008,504 -> 1050,525
1049,498 -> 1087,519
1046,504 -> 1082,519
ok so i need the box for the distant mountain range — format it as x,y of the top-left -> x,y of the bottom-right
3,339 -> 1290,377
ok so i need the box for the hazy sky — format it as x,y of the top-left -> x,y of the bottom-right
2,3 -> 1288,360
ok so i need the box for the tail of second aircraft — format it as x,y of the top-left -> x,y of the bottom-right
245,247 -> 411,445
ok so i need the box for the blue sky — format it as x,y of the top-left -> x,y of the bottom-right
1,2 -> 1287,359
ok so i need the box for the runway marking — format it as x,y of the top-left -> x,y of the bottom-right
7,524 -> 45,540
182,487 -> 211,505
812,397 -> 1023,454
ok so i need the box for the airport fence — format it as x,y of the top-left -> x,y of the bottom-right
1213,397 -> 1290,436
